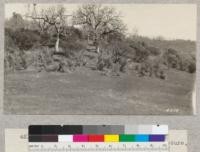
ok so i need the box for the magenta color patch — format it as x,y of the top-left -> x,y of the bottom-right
73,135 -> 88,142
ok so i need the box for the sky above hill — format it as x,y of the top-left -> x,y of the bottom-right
5,3 -> 197,41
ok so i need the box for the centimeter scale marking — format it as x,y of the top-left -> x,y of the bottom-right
29,142 -> 169,152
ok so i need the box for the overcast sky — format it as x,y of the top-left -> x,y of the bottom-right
5,3 -> 197,41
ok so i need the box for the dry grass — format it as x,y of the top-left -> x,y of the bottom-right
4,67 -> 195,115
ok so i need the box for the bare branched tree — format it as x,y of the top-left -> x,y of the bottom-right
73,4 -> 126,53
27,5 -> 71,52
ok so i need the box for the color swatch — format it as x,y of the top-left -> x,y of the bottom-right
104,135 -> 119,142
29,125 -> 168,135
28,125 -> 167,142
29,134 -> 166,142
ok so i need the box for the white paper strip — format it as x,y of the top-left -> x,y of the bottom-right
5,129 -> 28,152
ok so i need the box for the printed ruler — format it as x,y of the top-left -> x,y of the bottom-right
29,142 -> 168,152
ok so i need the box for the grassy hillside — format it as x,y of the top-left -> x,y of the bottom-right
4,5 -> 196,115
4,67 -> 195,115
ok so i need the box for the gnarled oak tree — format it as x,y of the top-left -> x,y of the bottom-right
73,4 -> 126,53
27,5 -> 71,52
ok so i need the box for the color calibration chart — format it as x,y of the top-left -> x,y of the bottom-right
28,125 -> 168,152
5,125 -> 187,152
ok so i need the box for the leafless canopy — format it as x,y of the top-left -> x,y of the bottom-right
27,6 -> 69,33
27,5 -> 72,52
73,4 -> 126,41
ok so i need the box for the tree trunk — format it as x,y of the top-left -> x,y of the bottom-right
55,33 -> 60,52
94,39 -> 100,54
97,45 -> 100,54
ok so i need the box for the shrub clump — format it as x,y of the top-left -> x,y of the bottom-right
135,56 -> 167,80
163,48 -> 196,73
4,47 -> 27,71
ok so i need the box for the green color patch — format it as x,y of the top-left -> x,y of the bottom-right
119,135 -> 135,142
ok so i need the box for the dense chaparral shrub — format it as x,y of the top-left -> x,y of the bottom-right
4,16 -> 196,77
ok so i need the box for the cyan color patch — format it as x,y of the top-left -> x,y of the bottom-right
134,135 -> 149,142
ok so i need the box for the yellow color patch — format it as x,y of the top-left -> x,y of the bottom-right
104,135 -> 119,142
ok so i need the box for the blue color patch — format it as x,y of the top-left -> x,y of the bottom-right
135,135 -> 149,142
